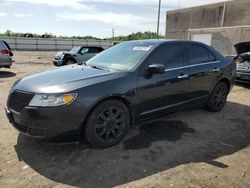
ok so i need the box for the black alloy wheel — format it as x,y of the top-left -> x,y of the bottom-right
206,82 -> 229,112
85,99 -> 130,148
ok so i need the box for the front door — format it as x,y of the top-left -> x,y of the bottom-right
137,43 -> 189,117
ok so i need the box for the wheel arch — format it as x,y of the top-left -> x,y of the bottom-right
209,77 -> 231,96
63,56 -> 77,64
78,96 -> 133,141
218,77 -> 231,93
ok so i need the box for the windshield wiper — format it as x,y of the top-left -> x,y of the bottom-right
89,65 -> 110,71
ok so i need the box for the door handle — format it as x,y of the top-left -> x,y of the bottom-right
211,68 -> 220,72
177,74 -> 189,79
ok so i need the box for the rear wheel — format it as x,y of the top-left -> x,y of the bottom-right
85,99 -> 130,148
205,82 -> 229,112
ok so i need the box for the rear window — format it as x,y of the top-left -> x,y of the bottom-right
0,40 -> 7,50
186,44 -> 212,65
2,40 -> 11,50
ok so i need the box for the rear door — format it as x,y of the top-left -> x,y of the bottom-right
184,43 -> 221,100
137,43 -> 190,117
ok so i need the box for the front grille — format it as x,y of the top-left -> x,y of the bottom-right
8,91 -> 34,112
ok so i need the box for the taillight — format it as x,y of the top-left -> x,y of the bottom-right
0,49 -> 10,55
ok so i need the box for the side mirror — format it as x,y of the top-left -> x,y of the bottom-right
147,64 -> 165,75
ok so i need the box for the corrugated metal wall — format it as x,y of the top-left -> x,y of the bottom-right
1,37 -> 114,51
165,0 -> 250,55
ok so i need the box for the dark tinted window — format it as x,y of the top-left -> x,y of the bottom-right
148,44 -> 183,69
88,48 -> 99,53
186,44 -> 212,65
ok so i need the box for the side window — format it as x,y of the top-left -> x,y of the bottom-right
80,48 -> 89,54
186,44 -> 211,65
148,44 -> 184,69
88,48 -> 99,53
209,51 -> 216,61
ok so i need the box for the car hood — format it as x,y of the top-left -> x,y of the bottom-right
13,65 -> 119,93
55,51 -> 73,57
234,42 -> 250,55
55,51 -> 66,56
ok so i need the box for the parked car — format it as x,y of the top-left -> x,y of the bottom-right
23,33 -> 33,38
234,42 -> 250,83
41,34 -> 51,38
5,40 -> 235,148
53,46 -> 104,66
0,40 -> 13,68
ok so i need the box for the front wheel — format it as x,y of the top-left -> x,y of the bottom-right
205,82 -> 229,112
64,59 -> 76,65
85,99 -> 130,148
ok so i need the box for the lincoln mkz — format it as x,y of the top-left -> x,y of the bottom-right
5,40 -> 236,148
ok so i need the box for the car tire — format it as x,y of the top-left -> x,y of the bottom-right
85,99 -> 130,148
205,81 -> 229,112
64,59 -> 76,65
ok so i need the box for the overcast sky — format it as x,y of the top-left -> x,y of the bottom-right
0,0 -> 228,38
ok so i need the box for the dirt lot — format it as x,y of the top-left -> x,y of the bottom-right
0,51 -> 250,188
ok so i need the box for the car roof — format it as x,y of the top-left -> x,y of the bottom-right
123,39 -> 208,47
74,46 -> 103,48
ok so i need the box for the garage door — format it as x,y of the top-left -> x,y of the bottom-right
192,34 -> 212,45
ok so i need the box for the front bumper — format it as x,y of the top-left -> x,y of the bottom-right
0,60 -> 12,68
5,102 -> 86,143
53,59 -> 63,66
236,71 -> 250,83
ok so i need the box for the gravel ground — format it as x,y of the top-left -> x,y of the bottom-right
0,51 -> 250,188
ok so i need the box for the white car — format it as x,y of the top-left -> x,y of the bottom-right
0,40 -> 13,68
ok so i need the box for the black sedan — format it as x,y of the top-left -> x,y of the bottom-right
5,40 -> 236,148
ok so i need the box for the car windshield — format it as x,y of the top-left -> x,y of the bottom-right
86,43 -> 154,71
69,46 -> 81,54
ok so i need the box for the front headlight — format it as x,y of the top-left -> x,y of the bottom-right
29,93 -> 77,107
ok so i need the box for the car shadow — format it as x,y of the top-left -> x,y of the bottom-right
235,82 -> 250,89
0,71 -> 16,78
14,101 -> 250,188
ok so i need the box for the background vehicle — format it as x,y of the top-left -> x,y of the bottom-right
0,40 -> 13,68
23,33 -> 33,38
53,46 -> 104,66
6,40 -> 235,148
234,42 -> 250,83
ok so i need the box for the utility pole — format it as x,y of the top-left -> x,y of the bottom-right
221,2 -> 226,27
112,28 -> 115,41
157,0 -> 161,36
